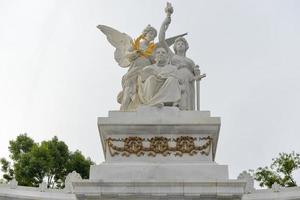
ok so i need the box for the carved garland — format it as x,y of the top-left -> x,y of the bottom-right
106,136 -> 212,157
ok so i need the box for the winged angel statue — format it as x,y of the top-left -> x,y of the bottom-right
97,11 -> 186,111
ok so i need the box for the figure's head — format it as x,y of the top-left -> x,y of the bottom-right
143,25 -> 157,42
154,47 -> 168,65
173,37 -> 189,55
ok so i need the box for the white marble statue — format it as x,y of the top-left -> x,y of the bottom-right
9,178 -> 18,189
97,24 -> 156,111
238,171 -> 254,194
138,47 -> 182,107
97,12 -> 186,111
159,3 -> 205,110
64,171 -> 82,193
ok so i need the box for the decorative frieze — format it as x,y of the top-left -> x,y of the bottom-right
106,136 -> 212,157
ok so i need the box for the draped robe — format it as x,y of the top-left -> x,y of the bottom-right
138,63 -> 182,106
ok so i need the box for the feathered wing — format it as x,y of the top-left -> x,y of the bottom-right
155,33 -> 188,48
97,25 -> 132,68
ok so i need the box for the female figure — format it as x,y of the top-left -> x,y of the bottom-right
159,16 -> 200,110
120,25 -> 157,111
97,24 -> 157,111
138,47 -> 182,107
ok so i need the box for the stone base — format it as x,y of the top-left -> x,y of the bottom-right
98,107 -> 221,163
72,108 -> 246,199
73,179 -> 246,200
90,163 -> 229,181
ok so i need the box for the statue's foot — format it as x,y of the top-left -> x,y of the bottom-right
172,102 -> 179,107
155,103 -> 164,108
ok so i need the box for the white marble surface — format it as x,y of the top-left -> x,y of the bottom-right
98,107 -> 220,162
238,171 -> 254,194
72,179 -> 246,200
2,182 -> 300,200
242,186 -> 300,200
90,162 -> 229,181
0,184 -> 76,200
102,106 -> 215,124
74,107 -> 246,200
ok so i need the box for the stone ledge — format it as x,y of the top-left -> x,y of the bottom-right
99,108 -> 220,125
90,163 -> 229,181
73,179 -> 246,199
242,186 -> 300,200
0,185 -> 76,200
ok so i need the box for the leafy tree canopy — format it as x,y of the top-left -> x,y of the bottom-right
1,134 -> 94,188
251,152 -> 300,188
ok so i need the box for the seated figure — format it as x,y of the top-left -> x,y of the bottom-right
138,47 -> 182,107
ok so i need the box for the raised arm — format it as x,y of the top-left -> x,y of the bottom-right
159,17 -> 172,54
159,3 -> 175,56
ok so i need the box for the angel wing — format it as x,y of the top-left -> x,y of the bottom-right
155,33 -> 188,48
97,25 -> 132,68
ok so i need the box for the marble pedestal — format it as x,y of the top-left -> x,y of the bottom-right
73,107 -> 246,199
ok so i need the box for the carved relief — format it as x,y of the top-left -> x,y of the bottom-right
147,137 -> 171,157
174,136 -> 197,156
106,136 -> 212,157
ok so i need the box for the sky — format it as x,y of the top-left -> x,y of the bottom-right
0,0 -> 300,185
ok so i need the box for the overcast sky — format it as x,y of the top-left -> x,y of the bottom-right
0,0 -> 300,185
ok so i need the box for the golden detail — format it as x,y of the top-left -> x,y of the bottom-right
131,34 -> 156,58
106,136 -> 212,157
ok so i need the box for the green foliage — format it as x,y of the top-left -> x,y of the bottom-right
0,158 -> 14,183
252,152 -> 300,188
0,134 -> 94,188
66,150 -> 94,179
8,133 -> 35,160
14,143 -> 51,187
42,136 -> 70,188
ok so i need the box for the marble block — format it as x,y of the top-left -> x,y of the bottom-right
89,106 -> 228,184
90,163 -> 229,181
98,106 -> 221,163
72,179 -> 246,200
72,107 -> 247,200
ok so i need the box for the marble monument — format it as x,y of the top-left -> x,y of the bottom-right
2,2 -> 300,200
71,3 -> 245,200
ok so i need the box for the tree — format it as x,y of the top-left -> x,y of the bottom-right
0,158 -> 14,182
66,150 -> 94,179
8,133 -> 36,160
14,142 -> 52,187
42,136 -> 70,188
0,134 -> 94,188
252,152 -> 300,188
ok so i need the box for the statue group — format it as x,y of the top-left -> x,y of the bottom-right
98,3 -> 205,111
